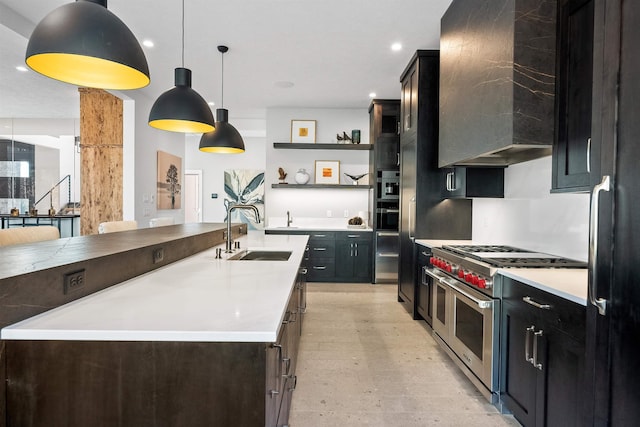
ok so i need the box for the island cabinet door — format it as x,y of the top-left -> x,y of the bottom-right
6,340 -> 270,427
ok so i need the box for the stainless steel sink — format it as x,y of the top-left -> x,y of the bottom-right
228,250 -> 292,261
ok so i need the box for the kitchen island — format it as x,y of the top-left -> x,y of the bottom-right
1,232 -> 309,427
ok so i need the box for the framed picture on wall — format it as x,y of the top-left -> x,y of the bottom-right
314,160 -> 340,184
290,120 -> 316,143
157,150 -> 182,210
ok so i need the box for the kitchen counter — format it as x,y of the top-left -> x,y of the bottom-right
1,232 -> 309,343
265,225 -> 373,232
498,268 -> 588,306
415,238 -> 588,306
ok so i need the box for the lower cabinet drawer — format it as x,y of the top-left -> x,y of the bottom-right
307,259 -> 335,281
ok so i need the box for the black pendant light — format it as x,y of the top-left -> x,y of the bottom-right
148,0 -> 215,133
199,46 -> 245,153
25,0 -> 150,90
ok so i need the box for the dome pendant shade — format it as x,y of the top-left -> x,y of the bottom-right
199,109 -> 245,153
25,0 -> 150,90
148,68 -> 215,133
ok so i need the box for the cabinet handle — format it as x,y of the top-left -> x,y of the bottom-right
589,175 -> 611,316
532,330 -> 544,371
289,375 -> 298,392
300,268 -> 308,275
408,196 -> 416,239
587,137 -> 591,173
313,247 -> 327,251
282,357 -> 291,376
347,234 -> 360,238
525,325 -> 535,364
397,152 -> 400,166
522,296 -> 551,310
313,234 -> 326,237
446,171 -> 457,192
355,242 -> 358,257
269,390 -> 280,398
312,266 -> 326,270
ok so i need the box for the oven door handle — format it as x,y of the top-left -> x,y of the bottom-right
424,269 -> 493,309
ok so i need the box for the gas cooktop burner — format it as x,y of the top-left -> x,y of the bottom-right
443,244 -> 529,254
439,244 -> 587,269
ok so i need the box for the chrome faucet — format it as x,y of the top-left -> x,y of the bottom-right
287,210 -> 293,227
226,203 -> 261,253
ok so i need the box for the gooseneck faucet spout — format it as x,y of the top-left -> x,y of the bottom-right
287,210 -> 293,227
226,203 -> 261,253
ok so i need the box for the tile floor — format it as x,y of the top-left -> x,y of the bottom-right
288,283 -> 521,427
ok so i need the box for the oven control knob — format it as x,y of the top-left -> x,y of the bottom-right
471,275 -> 479,285
458,269 -> 465,278
478,278 -> 487,289
429,257 -> 435,265
464,273 -> 473,282
446,264 -> 453,273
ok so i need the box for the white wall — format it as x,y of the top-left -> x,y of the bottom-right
184,117 -> 267,223
127,91 -> 186,227
265,107 -> 370,225
472,156 -> 589,261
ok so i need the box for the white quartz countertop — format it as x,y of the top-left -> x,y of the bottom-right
499,268 -> 588,306
414,239 -> 588,306
1,233 -> 309,343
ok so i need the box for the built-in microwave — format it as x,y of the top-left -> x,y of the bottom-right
378,170 -> 400,200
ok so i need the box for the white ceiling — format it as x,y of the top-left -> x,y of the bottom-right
0,0 -> 452,121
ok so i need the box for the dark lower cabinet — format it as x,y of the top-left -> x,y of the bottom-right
267,230 -> 372,283
335,233 -> 372,282
500,277 -> 586,427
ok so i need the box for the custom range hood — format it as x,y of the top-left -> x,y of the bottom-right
438,0 -> 556,167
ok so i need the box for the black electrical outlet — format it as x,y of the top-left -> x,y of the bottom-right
64,269 -> 85,294
153,248 -> 164,264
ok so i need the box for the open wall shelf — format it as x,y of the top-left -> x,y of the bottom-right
273,143 -> 372,150
271,184 -> 373,189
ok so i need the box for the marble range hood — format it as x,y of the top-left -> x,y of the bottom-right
438,0 -> 557,167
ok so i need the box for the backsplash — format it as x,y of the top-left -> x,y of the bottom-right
472,156 -> 589,261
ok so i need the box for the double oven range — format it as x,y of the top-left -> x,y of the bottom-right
423,245 -> 586,403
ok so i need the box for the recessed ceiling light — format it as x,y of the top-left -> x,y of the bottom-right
369,92 -> 377,98
274,81 -> 294,88
391,43 -> 402,51
16,66 -> 28,72
208,101 -> 215,106
142,39 -> 154,48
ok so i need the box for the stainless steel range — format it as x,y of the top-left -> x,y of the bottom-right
423,244 -> 586,404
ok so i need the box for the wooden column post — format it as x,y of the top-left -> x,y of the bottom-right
79,88 -> 123,235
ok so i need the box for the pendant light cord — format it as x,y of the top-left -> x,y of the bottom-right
221,50 -> 224,108
181,0 -> 185,67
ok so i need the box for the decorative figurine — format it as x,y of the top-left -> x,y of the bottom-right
336,131 -> 352,143
278,167 -> 288,184
344,172 -> 367,185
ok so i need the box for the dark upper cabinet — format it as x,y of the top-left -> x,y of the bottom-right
441,167 -> 505,199
369,99 -> 400,171
439,0 -> 556,167
552,0 -> 594,193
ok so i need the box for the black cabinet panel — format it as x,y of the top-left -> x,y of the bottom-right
500,277 -> 586,427
552,0 -> 594,192
441,167 -> 504,199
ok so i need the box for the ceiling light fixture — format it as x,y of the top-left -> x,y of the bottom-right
369,92 -> 377,98
25,0 -> 149,90
148,0 -> 214,133
15,66 -> 28,72
391,42 -> 403,51
199,46 -> 245,154
142,40 -> 154,48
